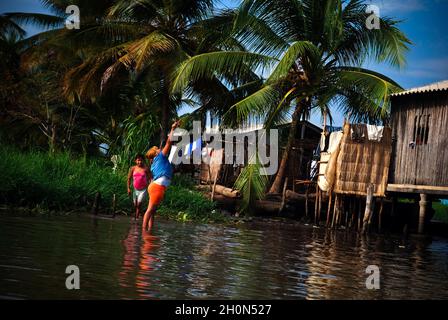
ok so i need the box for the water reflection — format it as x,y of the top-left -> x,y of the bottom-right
0,214 -> 448,299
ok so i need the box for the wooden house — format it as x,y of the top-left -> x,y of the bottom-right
387,80 -> 448,232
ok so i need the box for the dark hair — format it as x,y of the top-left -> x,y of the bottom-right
134,154 -> 144,161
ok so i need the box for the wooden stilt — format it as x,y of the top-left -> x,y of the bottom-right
317,188 -> 322,225
314,184 -> 319,224
378,198 -> 384,232
211,169 -> 219,200
362,184 -> 374,233
345,197 -> 350,227
332,194 -> 338,228
418,193 -> 428,234
305,185 -> 309,218
336,197 -> 342,226
326,192 -> 333,227
350,197 -> 356,229
279,177 -> 288,214
357,198 -> 362,231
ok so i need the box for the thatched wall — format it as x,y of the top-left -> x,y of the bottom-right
328,123 -> 392,197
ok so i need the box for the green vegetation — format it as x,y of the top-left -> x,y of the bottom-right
1,1 -> 411,216
433,201 -> 448,223
0,145 -> 226,223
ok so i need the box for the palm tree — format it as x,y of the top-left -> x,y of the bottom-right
5,1 -> 251,153
54,0 -> 259,144
172,0 -> 411,194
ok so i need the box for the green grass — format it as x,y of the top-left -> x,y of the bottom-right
0,145 -> 227,223
433,201 -> 448,223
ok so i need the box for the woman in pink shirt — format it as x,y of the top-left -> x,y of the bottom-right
127,154 -> 151,220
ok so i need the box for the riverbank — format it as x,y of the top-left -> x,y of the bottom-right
0,146 -> 227,223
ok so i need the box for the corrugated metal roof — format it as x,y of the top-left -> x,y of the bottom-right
391,80 -> 448,97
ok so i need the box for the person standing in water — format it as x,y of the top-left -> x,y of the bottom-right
127,154 -> 151,220
143,120 -> 180,232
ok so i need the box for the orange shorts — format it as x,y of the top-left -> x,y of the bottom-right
148,182 -> 167,207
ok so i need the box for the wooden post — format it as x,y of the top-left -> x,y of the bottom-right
362,184 -> 374,233
418,193 -> 428,234
317,188 -> 322,225
305,185 -> 309,218
279,177 -> 288,214
112,193 -> 116,218
358,198 -> 362,231
350,197 -> 356,229
326,192 -> 333,227
344,198 -> 349,227
211,169 -> 219,201
378,198 -> 384,232
92,192 -> 101,215
332,194 -> 339,228
314,184 -> 319,224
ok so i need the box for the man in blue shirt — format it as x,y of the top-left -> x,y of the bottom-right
143,120 -> 180,232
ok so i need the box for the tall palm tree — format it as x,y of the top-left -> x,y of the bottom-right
172,0 -> 411,194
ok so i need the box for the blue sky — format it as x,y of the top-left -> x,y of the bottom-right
1,0 -> 447,126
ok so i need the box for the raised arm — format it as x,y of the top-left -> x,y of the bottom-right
162,120 -> 180,157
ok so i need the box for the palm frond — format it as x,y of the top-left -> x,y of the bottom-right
234,155 -> 268,215
171,51 -> 275,93
335,66 -> 403,122
118,31 -> 177,72
225,84 -> 281,125
267,40 -> 319,84
4,12 -> 64,30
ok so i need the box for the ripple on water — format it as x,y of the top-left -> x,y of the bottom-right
0,213 -> 448,299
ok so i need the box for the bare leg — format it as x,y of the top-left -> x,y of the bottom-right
133,200 -> 138,220
148,210 -> 155,231
142,205 -> 156,232
135,204 -> 140,220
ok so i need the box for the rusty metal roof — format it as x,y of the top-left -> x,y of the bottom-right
391,80 -> 448,97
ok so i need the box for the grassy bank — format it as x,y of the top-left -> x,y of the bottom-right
433,202 -> 448,223
0,146 -> 226,223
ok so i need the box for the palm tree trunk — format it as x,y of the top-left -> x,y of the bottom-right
268,101 -> 306,194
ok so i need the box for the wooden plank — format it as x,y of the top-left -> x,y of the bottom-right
387,184 -> 448,196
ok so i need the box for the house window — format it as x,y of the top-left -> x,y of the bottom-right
412,114 -> 430,146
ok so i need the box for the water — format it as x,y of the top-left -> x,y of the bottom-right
0,212 -> 447,299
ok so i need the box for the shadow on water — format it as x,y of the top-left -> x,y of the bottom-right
0,212 -> 447,299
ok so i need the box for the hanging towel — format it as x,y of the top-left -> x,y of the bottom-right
366,124 -> 384,142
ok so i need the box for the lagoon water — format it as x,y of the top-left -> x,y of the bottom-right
0,213 -> 447,299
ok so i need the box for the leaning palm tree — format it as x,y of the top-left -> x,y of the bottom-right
172,0 -> 410,194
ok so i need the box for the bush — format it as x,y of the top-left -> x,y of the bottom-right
158,184 -> 226,223
0,145 -> 128,212
0,145 -> 227,223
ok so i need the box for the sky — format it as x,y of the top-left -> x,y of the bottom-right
1,0 -> 447,127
